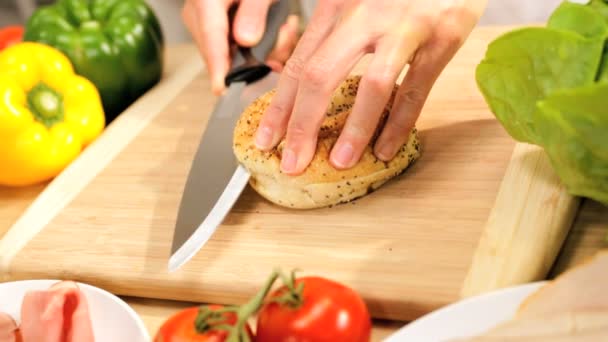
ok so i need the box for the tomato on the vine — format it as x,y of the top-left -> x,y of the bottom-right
256,276 -> 372,342
154,271 -> 372,342
154,305 -> 253,342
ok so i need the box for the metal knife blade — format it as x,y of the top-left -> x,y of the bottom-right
168,72 -> 279,272
169,0 -> 289,272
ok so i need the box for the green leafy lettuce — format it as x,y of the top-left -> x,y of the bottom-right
536,83 -> 608,202
548,0 -> 608,38
476,0 -> 608,205
589,0 -> 608,21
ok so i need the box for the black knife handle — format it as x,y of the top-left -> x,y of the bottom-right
225,62 -> 272,86
225,0 -> 290,86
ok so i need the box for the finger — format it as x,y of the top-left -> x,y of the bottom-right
329,33 -> 423,169
266,59 -> 285,72
266,15 -> 300,67
373,46 -> 452,161
182,2 -> 204,50
374,6 -> 478,161
234,0 -> 274,46
280,22 -> 371,175
190,0 -> 232,95
183,2 -> 221,91
254,1 -> 343,151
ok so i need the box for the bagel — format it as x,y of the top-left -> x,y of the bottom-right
232,75 -> 421,209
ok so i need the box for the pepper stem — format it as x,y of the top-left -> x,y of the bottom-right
27,82 -> 64,128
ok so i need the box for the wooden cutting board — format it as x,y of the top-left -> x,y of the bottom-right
0,27 -> 606,322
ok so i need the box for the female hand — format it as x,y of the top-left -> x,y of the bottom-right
182,0 -> 300,95
254,0 -> 488,175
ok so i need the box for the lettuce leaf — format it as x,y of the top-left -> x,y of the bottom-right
476,28 -> 604,144
476,0 -> 608,206
548,0 -> 608,38
584,0 -> 608,81
589,0 -> 608,21
535,83 -> 608,205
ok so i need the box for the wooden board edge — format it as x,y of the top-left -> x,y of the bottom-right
460,143 -> 581,298
0,54 -> 204,278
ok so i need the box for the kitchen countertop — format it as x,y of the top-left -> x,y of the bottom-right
1,27 -> 606,341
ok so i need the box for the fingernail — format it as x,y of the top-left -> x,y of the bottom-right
212,77 -> 225,95
240,25 -> 261,44
332,142 -> 354,168
280,148 -> 297,173
375,143 -> 394,161
241,31 -> 256,44
255,126 -> 273,149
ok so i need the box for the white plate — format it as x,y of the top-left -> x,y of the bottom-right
0,279 -> 149,342
384,281 -> 547,342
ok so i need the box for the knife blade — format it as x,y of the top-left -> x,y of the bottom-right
169,1 -> 290,272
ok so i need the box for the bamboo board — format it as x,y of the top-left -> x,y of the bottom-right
1,28 -> 606,322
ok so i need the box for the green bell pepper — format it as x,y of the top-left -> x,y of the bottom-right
23,0 -> 164,123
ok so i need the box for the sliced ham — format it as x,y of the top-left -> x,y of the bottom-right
455,250 -> 608,341
0,312 -> 21,342
461,311 -> 608,341
517,251 -> 608,317
19,281 -> 94,342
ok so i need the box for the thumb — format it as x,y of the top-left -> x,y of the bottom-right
233,0 -> 275,46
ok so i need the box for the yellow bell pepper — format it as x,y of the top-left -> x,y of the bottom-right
0,42 -> 105,187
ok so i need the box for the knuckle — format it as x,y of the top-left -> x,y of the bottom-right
386,118 -> 411,135
400,86 -> 427,106
266,101 -> 286,119
344,122 -> 373,144
437,27 -> 465,51
283,56 -> 306,82
365,71 -> 395,95
302,58 -> 332,90
409,13 -> 435,37
287,120 -> 311,141
434,7 -> 472,51
264,101 -> 289,124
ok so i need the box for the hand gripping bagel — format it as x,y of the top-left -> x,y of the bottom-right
233,75 -> 421,209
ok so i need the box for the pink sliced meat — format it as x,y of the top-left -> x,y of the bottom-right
19,281 -> 94,342
0,312 -> 21,342
518,251 -> 608,317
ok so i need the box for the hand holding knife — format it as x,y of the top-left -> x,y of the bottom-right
169,0 -> 290,272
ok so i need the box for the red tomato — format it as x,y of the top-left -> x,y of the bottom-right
256,276 -> 372,342
0,26 -> 24,51
154,305 -> 253,342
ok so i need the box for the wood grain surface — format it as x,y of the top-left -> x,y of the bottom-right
0,45 -> 198,240
461,143 -> 581,297
0,27 -> 606,322
0,183 -> 47,238
0,45 -> 202,270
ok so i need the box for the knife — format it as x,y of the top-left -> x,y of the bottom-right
169,0 -> 291,272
